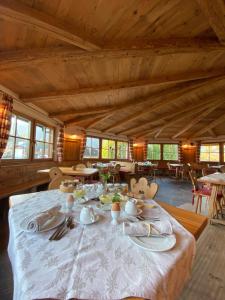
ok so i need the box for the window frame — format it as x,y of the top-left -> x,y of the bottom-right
162,143 -> 179,161
101,138 -> 116,160
117,141 -> 129,160
83,136 -> 100,159
147,143 -> 161,160
1,112 -> 33,162
200,143 -> 220,163
33,121 -> 55,161
1,111 -> 55,163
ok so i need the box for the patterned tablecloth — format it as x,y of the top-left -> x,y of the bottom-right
8,190 -> 195,300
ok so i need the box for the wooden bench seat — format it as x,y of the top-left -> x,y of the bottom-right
1,177 -> 50,201
157,200 -> 208,240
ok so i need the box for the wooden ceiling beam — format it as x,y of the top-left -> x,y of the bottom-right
118,98 -> 216,135
22,68 -> 225,103
192,114 -> 225,137
64,112 -> 105,126
172,99 -> 224,138
136,96 -> 223,139
101,76 -> 225,133
196,0 -> 225,44
1,38 -> 225,70
208,129 -> 217,137
49,106 -> 113,117
0,0 -> 100,51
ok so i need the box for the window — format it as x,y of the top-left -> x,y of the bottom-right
117,141 -> 128,159
84,137 -> 100,159
34,124 -> 54,159
2,114 -> 31,159
102,139 -> 115,159
163,144 -> 178,160
200,144 -> 219,162
147,144 -> 161,160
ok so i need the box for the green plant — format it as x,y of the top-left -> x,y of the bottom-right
112,192 -> 121,203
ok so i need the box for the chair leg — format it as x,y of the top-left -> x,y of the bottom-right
199,195 -> 202,213
192,194 -> 195,205
195,196 -> 200,213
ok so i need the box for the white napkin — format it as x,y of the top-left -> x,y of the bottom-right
123,220 -> 173,237
25,205 -> 61,232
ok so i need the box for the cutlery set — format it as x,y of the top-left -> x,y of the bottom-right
49,216 -> 74,241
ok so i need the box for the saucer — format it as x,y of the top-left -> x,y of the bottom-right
125,208 -> 143,217
95,203 -> 111,211
77,214 -> 100,225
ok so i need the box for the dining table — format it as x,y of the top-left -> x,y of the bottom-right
169,163 -> 183,178
8,189 -> 195,300
38,167 -> 98,182
198,172 -> 225,226
208,165 -> 224,172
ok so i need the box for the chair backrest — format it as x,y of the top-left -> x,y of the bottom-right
130,177 -> 158,199
189,170 -> 198,190
48,175 -> 75,190
75,163 -> 86,169
49,167 -> 63,180
146,182 -> 159,199
86,161 -> 92,168
167,162 -> 171,170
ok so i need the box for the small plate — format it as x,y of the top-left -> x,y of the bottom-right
129,234 -> 176,252
77,214 -> 100,225
125,208 -> 143,217
20,212 -> 65,233
95,203 -> 111,211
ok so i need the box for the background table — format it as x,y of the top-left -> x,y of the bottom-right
198,173 -> 225,225
9,190 -> 195,300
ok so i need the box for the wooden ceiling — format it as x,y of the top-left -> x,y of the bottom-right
1,0 -> 225,141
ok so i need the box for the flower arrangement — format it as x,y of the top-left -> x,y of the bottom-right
99,169 -> 111,183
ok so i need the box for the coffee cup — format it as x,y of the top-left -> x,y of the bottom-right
80,206 -> 95,224
125,199 -> 138,215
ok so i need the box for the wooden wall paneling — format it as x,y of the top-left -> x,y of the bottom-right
63,139 -> 81,161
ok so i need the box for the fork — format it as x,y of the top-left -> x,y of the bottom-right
49,216 -> 73,241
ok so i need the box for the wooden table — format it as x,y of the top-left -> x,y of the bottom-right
170,163 -> 183,178
209,165 -> 224,172
198,173 -> 225,225
38,167 -> 98,182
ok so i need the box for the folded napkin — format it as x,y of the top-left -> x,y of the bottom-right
123,220 -> 173,237
25,205 -> 61,232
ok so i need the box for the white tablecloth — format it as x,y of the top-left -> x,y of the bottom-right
8,190 -> 195,300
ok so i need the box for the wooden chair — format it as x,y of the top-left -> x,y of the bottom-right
49,167 -> 63,180
86,161 -> 92,168
130,177 -> 159,199
74,163 -> 86,169
179,164 -> 190,180
167,162 -> 176,177
220,166 -> 225,173
48,175 -> 75,190
110,164 -> 121,183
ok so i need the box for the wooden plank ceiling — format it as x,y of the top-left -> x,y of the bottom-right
1,0 -> 225,141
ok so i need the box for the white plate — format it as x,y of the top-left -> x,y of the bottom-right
129,234 -> 176,252
95,203 -> 111,211
77,214 -> 100,225
20,212 -> 66,233
125,208 -> 143,217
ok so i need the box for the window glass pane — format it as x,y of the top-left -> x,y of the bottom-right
147,144 -> 160,160
163,144 -> 178,160
91,148 -> 99,158
92,138 -> 99,148
35,125 -> 45,141
86,137 -> 92,147
117,141 -> 128,159
200,144 -> 219,162
34,141 -> 45,159
10,114 -> 16,136
2,136 -> 15,159
44,143 -> 53,158
102,139 -> 115,159
45,128 -> 53,143
83,137 -> 100,158
16,117 -> 31,139
15,138 -> 30,159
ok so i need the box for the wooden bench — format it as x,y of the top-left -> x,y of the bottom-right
157,200 -> 208,240
1,178 -> 50,201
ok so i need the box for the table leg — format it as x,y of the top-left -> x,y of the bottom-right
209,184 -> 225,226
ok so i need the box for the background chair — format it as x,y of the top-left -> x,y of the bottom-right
130,177 -> 159,200
49,167 -> 63,180
48,175 -> 75,190
74,163 -> 86,169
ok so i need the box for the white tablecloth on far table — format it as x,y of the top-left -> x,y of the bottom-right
8,190 -> 195,300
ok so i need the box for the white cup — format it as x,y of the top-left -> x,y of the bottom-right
80,206 -> 95,224
125,199 -> 138,215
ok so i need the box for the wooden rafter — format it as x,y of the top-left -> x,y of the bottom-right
64,112 -> 105,125
136,96 -> 223,139
0,0 -> 100,51
172,99 -> 224,138
101,76 -> 225,133
22,68 -> 225,103
49,106 -> 113,118
192,114 -> 225,137
196,0 -> 225,44
1,38 -> 225,70
118,98 -> 217,135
